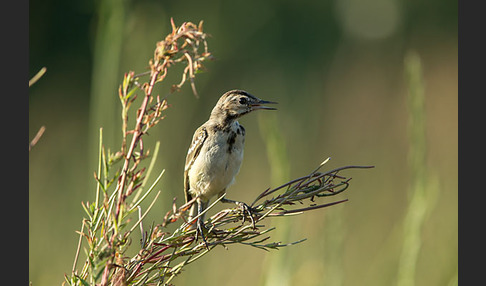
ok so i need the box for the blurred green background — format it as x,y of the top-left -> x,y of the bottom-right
29,0 -> 457,285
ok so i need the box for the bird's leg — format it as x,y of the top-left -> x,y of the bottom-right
195,200 -> 210,250
218,192 -> 256,228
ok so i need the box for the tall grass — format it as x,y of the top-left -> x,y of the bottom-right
396,51 -> 440,286
258,112 -> 292,286
88,0 -> 126,161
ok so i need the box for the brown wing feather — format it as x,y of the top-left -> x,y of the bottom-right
184,125 -> 208,203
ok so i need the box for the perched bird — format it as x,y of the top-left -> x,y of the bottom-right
184,89 -> 277,244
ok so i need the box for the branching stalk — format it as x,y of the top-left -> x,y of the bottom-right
64,18 -> 373,286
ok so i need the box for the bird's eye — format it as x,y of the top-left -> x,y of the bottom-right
239,97 -> 248,105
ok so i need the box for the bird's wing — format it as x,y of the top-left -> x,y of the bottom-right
184,125 -> 208,203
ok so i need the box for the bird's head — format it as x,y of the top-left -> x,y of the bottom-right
211,90 -> 277,121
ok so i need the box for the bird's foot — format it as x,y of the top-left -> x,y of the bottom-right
237,202 -> 257,229
195,217 -> 211,250
220,197 -> 257,229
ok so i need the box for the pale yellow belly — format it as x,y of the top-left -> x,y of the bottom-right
188,134 -> 244,202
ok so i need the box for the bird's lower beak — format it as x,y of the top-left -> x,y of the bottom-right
251,100 -> 278,110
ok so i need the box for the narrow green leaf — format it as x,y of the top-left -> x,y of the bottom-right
129,169 -> 165,213
95,128 -> 103,208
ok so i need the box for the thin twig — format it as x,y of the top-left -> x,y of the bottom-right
115,69 -> 160,221
29,126 -> 45,151
29,67 -> 47,87
72,219 -> 86,274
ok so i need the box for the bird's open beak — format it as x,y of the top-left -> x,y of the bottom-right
251,99 -> 278,111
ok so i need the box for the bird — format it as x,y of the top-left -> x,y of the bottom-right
183,89 -> 277,245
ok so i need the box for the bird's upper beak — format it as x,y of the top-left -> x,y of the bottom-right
251,99 -> 278,111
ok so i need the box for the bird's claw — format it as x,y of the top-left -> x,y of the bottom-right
195,217 -> 210,250
237,202 -> 256,229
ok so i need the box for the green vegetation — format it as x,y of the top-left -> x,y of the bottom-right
29,1 -> 457,285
